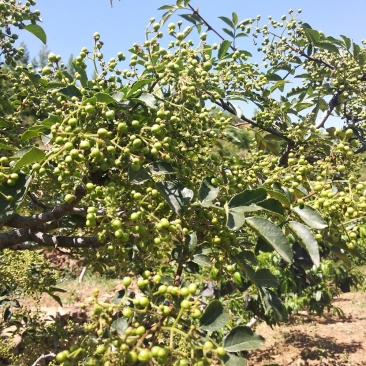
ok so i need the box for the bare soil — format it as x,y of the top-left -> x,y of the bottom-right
248,292 -> 366,366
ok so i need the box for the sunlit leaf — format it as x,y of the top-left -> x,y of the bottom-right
12,146 -> 45,172
218,40 -> 232,60
198,177 -> 219,207
25,24 -> 47,44
292,205 -> 327,230
137,93 -> 157,109
110,318 -> 129,335
288,221 -> 320,267
245,217 -> 293,263
224,326 -> 265,352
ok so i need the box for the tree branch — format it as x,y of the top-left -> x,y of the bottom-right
287,44 -> 335,70
28,191 -> 49,210
0,228 -> 103,250
216,98 -> 294,143
31,353 -> 56,366
187,5 -> 236,51
315,91 -> 341,129
2,184 -> 87,229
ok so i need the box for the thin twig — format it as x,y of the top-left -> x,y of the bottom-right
216,99 -> 293,143
315,91 -> 341,129
79,266 -> 87,284
187,4 -> 236,51
31,353 -> 56,366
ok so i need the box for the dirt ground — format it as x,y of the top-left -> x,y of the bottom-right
248,292 -> 366,366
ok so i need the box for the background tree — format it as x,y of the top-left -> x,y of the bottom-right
66,53 -> 76,75
0,1 -> 366,365
31,44 -> 51,69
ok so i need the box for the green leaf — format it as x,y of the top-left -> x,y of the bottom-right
267,73 -> 282,81
225,203 -> 245,231
200,300 -> 230,331
182,26 -> 192,39
257,198 -> 284,217
219,16 -> 234,29
112,91 -> 125,103
226,188 -> 267,230
126,78 -> 154,97
245,217 -> 293,263
0,118 -> 10,127
112,289 -> 126,305
12,147 -> 45,172
235,251 -> 255,280
0,143 -> 16,151
353,43 -> 361,58
228,188 -> 267,209
292,205 -> 327,229
110,317 -> 129,335
0,174 -> 31,223
58,85 -> 82,100
340,35 -> 351,51
222,353 -> 247,366
192,254 -> 212,267
147,162 -> 175,175
224,326 -> 265,352
266,189 -> 291,208
24,24 -> 47,44
72,61 -> 88,87
137,93 -> 156,109
331,246 -> 352,268
288,221 -> 320,267
95,93 -> 116,105
218,40 -> 232,60
179,13 -> 201,26
232,12 -> 238,26
237,250 -> 258,266
48,294 -> 63,307
0,96 -> 14,113
158,5 -> 174,10
42,114 -> 62,127
128,167 -> 151,185
22,69 -> 42,87
198,177 -> 219,207
270,80 -> 288,93
303,28 -> 321,44
253,269 -> 278,288
222,28 -> 234,38
21,126 -> 47,142
315,41 -> 339,54
185,232 -> 197,254
156,180 -> 193,216
261,287 -> 287,322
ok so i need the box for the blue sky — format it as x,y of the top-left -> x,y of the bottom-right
19,0 -> 366,64
15,0 -> 366,128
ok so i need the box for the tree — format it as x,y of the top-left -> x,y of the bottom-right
1,0 -> 366,365
66,53 -> 76,75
